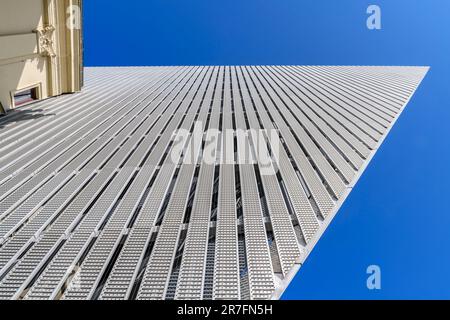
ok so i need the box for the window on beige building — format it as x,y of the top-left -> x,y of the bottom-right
0,0 -> 83,114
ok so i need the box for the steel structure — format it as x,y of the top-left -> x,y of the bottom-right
0,66 -> 428,300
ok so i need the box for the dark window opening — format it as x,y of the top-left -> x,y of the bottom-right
14,87 -> 39,107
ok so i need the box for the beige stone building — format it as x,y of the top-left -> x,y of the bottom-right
0,0 -> 83,113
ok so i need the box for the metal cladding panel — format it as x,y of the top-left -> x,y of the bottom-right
0,66 -> 428,300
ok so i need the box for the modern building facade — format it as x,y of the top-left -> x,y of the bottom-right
0,0 -> 83,113
0,65 -> 428,299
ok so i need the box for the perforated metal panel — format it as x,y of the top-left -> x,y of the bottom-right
0,66 -> 428,300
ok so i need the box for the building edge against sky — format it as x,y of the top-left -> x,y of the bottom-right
272,66 -> 429,299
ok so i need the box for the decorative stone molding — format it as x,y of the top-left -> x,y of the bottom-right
35,25 -> 56,58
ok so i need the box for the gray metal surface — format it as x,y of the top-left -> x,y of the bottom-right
0,66 -> 428,300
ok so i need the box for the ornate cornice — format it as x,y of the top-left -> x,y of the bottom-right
35,25 -> 56,58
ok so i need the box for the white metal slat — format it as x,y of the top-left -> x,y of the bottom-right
0,66 -> 428,301
259,67 -> 366,171
327,66 -> 420,89
100,66 -> 212,300
25,167 -> 135,300
265,67 -> 372,160
60,68 -> 211,300
312,69 -> 427,115
297,66 -> 399,118
284,66 -> 388,136
0,68 -> 151,148
289,66 -> 393,127
173,134 -> 217,300
314,66 -> 413,104
261,67 -> 353,194
0,171 -> 75,239
300,66 -> 414,127
310,66 -> 408,108
27,116 -> 171,300
0,68 -> 200,299
253,67 -> 336,218
237,67 -> 301,276
0,68 -> 140,144
304,66 -> 403,113
285,68 -> 385,141
273,66 -> 378,152
339,66 -> 426,85
0,69 -> 162,148
137,67 -> 218,300
282,67 -> 384,142
0,70 -> 154,162
245,66 -> 320,243
0,161 -> 121,297
0,170 -> 95,270
0,69 -> 170,179
0,68 -> 191,242
0,67 -> 179,187
175,67 -> 223,300
0,68 -> 113,132
24,68 -> 207,300
0,69 -> 181,216
231,67 -> 275,300
212,67 -> 240,300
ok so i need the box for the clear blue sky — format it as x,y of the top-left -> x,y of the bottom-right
83,0 -> 450,299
